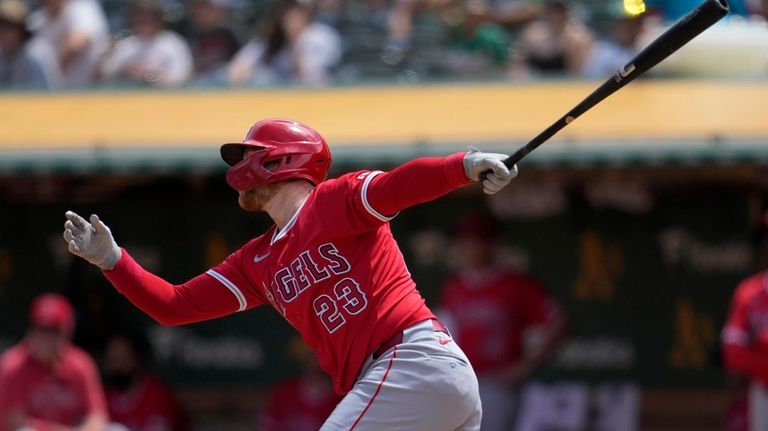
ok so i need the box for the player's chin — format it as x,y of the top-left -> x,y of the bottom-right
238,192 -> 263,212
238,188 -> 271,212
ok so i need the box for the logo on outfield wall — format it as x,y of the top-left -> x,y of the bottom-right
572,230 -> 623,301
669,298 -> 715,369
658,228 -> 752,273
553,336 -> 635,370
149,326 -> 264,370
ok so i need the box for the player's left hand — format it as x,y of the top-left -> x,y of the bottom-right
63,211 -> 122,270
463,146 -> 518,195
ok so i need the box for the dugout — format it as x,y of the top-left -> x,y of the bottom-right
0,81 -> 766,429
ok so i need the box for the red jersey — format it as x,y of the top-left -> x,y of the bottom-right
103,153 -> 472,395
259,376 -> 342,431
106,375 -> 186,431
722,270 -> 768,385
439,269 -> 561,374
0,342 -> 107,429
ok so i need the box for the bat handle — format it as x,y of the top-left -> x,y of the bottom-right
477,145 -> 527,183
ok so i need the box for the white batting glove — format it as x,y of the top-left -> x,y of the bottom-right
463,146 -> 518,195
63,211 -> 122,270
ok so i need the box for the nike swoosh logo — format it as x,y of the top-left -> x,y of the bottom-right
253,252 -> 271,263
439,338 -> 453,345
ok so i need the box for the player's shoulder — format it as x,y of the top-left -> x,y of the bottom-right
242,229 -> 274,249
734,270 -> 768,300
310,171 -> 376,205
216,231 -> 273,270
0,343 -> 28,372
317,171 -> 374,192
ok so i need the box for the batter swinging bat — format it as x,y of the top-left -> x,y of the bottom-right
484,0 -> 729,176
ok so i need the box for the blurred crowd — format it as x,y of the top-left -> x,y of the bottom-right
0,0 -> 766,90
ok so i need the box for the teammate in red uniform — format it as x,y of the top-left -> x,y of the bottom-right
722,270 -> 768,430
0,293 -> 109,431
258,340 -> 342,431
438,214 -> 566,431
62,118 -> 517,430
102,331 -> 187,431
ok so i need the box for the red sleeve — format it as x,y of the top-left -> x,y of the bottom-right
313,153 -> 472,238
365,152 -> 472,217
721,278 -> 768,382
103,248 -> 264,326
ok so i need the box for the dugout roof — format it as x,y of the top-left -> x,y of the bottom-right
0,81 -> 766,173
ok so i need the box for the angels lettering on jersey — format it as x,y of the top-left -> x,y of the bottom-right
263,242 -> 368,333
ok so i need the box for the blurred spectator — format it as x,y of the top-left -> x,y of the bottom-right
721,270 -> 768,430
256,338 -> 342,431
0,0 -> 59,88
438,0 -> 511,76
103,331 -> 187,431
509,0 -> 593,77
27,0 -> 109,87
99,0 -> 193,87
228,0 -> 342,86
384,0 -> 449,62
489,0 -> 539,27
0,293 -> 109,431
185,0 -> 241,80
314,0 -> 344,27
438,213 -> 566,431
581,11 -> 643,79
387,0 -> 422,49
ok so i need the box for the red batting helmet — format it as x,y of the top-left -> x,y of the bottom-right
220,119 -> 332,191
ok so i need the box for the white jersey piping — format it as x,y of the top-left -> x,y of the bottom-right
362,171 -> 398,222
206,269 -> 247,312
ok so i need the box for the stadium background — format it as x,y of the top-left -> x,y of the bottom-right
1,0 -> 767,429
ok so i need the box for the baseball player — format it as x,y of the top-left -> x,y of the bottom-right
438,213 -> 566,431
62,118 -> 517,430
722,270 -> 768,430
0,293 -> 109,431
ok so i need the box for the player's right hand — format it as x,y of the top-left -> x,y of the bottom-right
63,211 -> 122,270
463,146 -> 518,195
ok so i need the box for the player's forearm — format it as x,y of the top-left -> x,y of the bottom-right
103,249 -> 223,326
723,344 -> 768,382
367,152 -> 472,215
